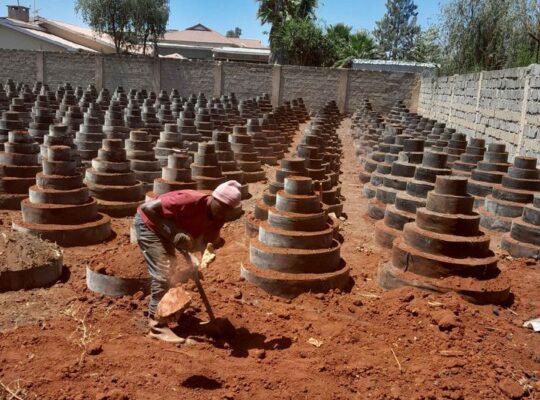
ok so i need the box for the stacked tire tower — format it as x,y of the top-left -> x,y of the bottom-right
241,176 -> 349,298
230,126 -> 266,183
12,145 -> 112,246
478,156 -> 540,232
501,194 -> 540,260
375,151 -> 451,248
378,176 -> 510,305
212,130 -> 249,199
85,139 -> 145,217
467,143 -> 511,208
125,130 -> 161,192
0,131 -> 41,209
245,157 -> 307,236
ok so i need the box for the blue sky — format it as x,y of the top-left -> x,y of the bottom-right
1,0 -> 447,44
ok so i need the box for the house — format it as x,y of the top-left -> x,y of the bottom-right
0,5 -> 270,63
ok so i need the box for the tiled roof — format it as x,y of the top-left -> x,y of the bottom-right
163,24 -> 266,49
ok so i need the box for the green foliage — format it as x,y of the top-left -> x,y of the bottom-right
226,27 -> 243,38
256,0 -> 318,63
373,0 -> 421,60
410,26 -> 442,63
326,24 -> 378,67
271,17 -> 330,66
75,0 -> 169,55
440,0 -> 540,74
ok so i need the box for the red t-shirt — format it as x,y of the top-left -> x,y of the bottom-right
138,190 -> 224,242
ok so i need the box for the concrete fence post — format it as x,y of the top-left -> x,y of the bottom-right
213,61 -> 223,98
152,57 -> 161,93
472,71 -> 484,138
271,64 -> 282,108
36,51 -> 44,83
447,76 -> 456,126
516,72 -> 532,156
95,55 -> 104,91
336,68 -> 350,113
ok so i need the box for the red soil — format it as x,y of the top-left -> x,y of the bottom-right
0,120 -> 538,400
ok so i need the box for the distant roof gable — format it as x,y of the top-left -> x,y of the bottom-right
186,23 -> 211,31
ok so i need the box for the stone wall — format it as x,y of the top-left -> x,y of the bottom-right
0,49 -> 419,114
418,65 -> 540,159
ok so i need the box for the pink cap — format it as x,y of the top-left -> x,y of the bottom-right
212,180 -> 242,208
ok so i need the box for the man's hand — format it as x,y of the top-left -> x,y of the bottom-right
173,232 -> 193,252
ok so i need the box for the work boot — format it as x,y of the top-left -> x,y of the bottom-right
147,318 -> 185,344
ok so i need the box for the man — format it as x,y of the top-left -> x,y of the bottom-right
133,180 -> 242,343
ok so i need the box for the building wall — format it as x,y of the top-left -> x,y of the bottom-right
0,26 -> 65,52
0,49 -> 419,114
418,64 -> 540,159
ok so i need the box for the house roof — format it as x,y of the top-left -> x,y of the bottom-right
38,18 -> 115,49
163,23 -> 266,49
0,17 -> 96,52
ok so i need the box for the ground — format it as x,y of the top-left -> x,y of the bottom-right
0,119 -> 539,400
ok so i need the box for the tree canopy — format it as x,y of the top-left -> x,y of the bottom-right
75,0 -> 169,55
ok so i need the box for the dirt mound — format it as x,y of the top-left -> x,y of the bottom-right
89,238 -> 149,279
0,229 -> 61,272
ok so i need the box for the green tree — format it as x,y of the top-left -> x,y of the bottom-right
226,27 -> 243,38
439,0 -> 539,74
75,0 -> 132,53
256,0 -> 318,63
373,0 -> 421,60
130,0 -> 169,56
271,17 -> 330,66
326,24 -> 378,67
411,26 -> 442,63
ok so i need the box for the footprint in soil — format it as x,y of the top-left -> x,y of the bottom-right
181,375 -> 222,390
174,315 -> 293,358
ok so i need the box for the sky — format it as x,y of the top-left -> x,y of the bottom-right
1,0 -> 448,45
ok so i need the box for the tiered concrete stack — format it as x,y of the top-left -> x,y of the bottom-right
247,118 -> 277,165
378,176 -> 510,305
61,105 -> 84,135
501,194 -> 540,259
190,142 -> 226,191
241,176 -> 349,298
256,94 -> 272,113
442,132 -> 467,167
28,96 -> 54,143
0,111 -> 24,151
157,103 -> 175,124
74,115 -> 105,166
10,97 -> 32,126
0,131 -> 41,209
195,109 -> 214,140
85,139 -> 146,217
154,124 -> 181,166
478,156 -> 540,232
260,114 -> 286,159
291,98 -> 309,123
362,129 -> 405,198
212,130 -> 249,199
358,126 -> 399,186
374,151 -> 451,248
141,99 -> 162,140
451,138 -> 486,177
148,153 -> 196,199
178,108 -> 202,153
245,158 -> 307,236
368,138 -> 424,220
103,101 -> 130,140
0,84 -> 9,111
467,143 -> 511,207
124,100 -> 145,131
125,130 -> 161,191
12,145 -> 112,246
229,126 -> 266,183
40,125 -> 78,164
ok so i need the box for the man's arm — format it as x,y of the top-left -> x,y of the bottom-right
140,199 -> 193,251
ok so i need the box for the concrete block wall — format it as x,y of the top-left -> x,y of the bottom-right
222,62 -> 273,100
0,49 -> 419,114
418,64 -> 540,159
